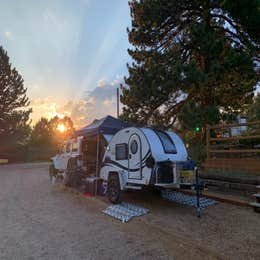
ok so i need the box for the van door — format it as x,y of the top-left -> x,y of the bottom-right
128,134 -> 142,179
57,142 -> 67,171
63,141 -> 71,170
59,141 -> 71,171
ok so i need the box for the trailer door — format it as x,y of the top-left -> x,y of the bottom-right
128,134 -> 142,179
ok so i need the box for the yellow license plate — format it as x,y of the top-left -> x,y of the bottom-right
0,159 -> 8,164
180,170 -> 194,177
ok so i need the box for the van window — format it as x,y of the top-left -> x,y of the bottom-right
130,140 -> 138,154
72,141 -> 78,152
66,142 -> 71,153
155,130 -> 177,154
115,143 -> 128,160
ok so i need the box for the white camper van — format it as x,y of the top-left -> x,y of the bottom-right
49,116 -> 129,186
100,127 -> 195,203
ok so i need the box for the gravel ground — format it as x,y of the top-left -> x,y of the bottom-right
0,163 -> 259,260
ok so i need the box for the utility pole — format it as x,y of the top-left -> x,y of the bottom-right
116,88 -> 119,118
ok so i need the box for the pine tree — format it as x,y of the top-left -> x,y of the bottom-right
0,46 -> 32,153
121,0 -> 259,127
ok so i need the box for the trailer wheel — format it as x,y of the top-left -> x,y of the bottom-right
108,174 -> 122,204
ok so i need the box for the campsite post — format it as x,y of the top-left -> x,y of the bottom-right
95,132 -> 100,195
195,166 -> 201,218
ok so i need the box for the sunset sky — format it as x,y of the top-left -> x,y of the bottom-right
0,0 -> 131,128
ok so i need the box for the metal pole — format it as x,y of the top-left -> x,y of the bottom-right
206,125 -> 210,159
95,134 -> 100,195
116,88 -> 119,118
195,166 -> 201,218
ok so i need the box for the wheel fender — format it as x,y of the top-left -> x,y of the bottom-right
100,166 -> 109,181
108,171 -> 126,190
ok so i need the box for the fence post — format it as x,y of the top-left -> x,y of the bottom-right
195,167 -> 201,218
206,125 -> 210,159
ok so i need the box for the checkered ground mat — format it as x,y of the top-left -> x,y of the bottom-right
103,202 -> 149,223
161,190 -> 217,209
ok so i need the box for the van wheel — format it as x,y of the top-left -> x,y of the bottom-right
108,174 -> 122,204
49,163 -> 57,181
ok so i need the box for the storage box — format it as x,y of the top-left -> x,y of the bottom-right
83,177 -> 103,196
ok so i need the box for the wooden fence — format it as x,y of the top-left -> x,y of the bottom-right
203,121 -> 260,173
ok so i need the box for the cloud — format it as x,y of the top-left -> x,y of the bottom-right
86,76 -> 123,101
30,77 -> 125,129
62,76 -> 124,128
4,31 -> 12,38
30,97 -> 88,128
42,8 -> 67,33
0,0 -> 130,111
97,78 -> 107,87
83,76 -> 124,122
56,99 -> 89,128
30,97 -> 64,124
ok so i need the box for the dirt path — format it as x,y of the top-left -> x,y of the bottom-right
0,163 -> 259,259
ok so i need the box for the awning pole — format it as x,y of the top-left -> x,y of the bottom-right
95,133 -> 100,195
116,88 -> 119,118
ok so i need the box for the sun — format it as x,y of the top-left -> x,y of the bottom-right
57,124 -> 66,133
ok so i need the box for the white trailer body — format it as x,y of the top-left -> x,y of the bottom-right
100,127 -> 194,200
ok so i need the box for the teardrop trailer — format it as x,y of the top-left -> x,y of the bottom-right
101,126 -> 197,203
49,115 -> 201,212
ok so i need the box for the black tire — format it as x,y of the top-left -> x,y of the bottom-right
49,163 -> 57,181
254,207 -> 260,213
108,174 -> 122,204
64,159 -> 77,187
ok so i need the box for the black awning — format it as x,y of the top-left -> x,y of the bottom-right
75,115 -> 129,137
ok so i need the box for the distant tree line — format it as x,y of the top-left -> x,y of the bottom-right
0,45 -> 74,162
25,116 -> 74,162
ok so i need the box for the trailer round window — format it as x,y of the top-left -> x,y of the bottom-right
130,140 -> 138,154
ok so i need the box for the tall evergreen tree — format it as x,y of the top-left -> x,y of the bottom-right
121,0 -> 259,127
0,46 -> 31,153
